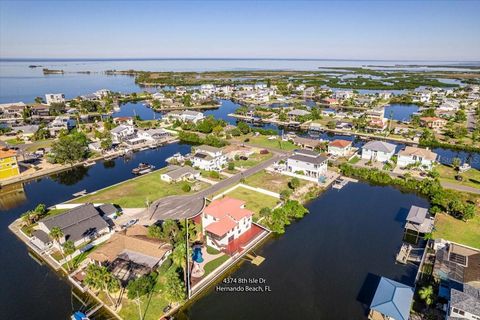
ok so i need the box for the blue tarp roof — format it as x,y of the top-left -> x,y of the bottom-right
370,277 -> 414,320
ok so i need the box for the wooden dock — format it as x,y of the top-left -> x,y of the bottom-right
396,243 -> 412,264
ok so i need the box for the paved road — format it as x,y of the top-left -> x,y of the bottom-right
466,110 -> 476,133
145,152 -> 287,222
440,181 -> 480,195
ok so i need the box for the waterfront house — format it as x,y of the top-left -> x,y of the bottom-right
420,117 -> 447,130
202,197 -> 253,252
0,148 -> 20,180
45,93 -> 65,105
110,125 -> 135,144
287,109 -> 310,121
286,149 -> 328,178
291,136 -> 323,150
167,110 -> 204,123
447,285 -> 480,320
334,90 -> 353,100
304,87 -> 316,97
0,102 -> 26,121
30,104 -> 50,117
152,92 -> 165,100
175,86 -> 187,96
397,146 -> 437,170
48,116 -> 76,136
160,165 -> 200,183
137,128 -> 169,142
365,107 -> 388,132
113,116 -> 134,126
89,225 -> 172,282
200,84 -> 215,95
321,98 -> 339,106
361,140 -> 396,162
328,139 -> 353,157
94,89 -> 110,98
368,277 -> 414,320
11,125 -> 39,141
36,204 -> 110,249
191,145 -> 227,171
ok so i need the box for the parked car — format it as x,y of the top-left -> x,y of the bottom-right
123,219 -> 138,229
455,175 -> 464,181
260,149 -> 269,154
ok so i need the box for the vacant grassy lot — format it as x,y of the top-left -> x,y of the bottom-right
433,213 -> 480,249
246,135 -> 297,151
233,152 -> 273,168
222,185 -> 279,215
245,170 -> 306,193
70,168 -> 207,207
25,139 -> 54,152
437,164 -> 480,190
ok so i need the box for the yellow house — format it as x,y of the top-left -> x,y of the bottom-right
0,149 -> 20,180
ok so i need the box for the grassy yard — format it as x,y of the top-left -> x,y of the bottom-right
5,138 -> 23,145
200,169 -> 224,181
70,168 -> 207,207
437,164 -> 480,190
233,152 -> 273,168
204,254 -> 230,276
244,170 -> 306,193
246,135 -> 297,151
433,213 -> 480,249
220,185 -> 280,215
25,139 -> 54,152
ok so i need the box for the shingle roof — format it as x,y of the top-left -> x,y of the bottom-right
287,109 -> 311,116
406,206 -> 428,224
398,146 -> 437,161
370,277 -> 414,320
363,140 -> 396,153
450,286 -> 480,317
163,166 -> 198,180
329,139 -> 352,148
289,153 -> 327,165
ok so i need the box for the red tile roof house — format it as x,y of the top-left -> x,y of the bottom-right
328,139 -> 353,157
201,197 -> 257,254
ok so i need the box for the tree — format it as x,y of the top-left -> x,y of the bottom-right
288,177 -> 301,190
63,240 -> 76,271
237,121 -> 251,135
126,273 -> 156,299
147,225 -> 163,239
182,183 -> 191,192
259,207 -> 271,218
463,203 -> 476,220
164,269 -> 186,303
34,96 -> 43,104
171,242 -> 188,283
452,157 -> 462,171
280,189 -> 292,200
228,162 -> 235,171
51,131 -> 89,165
84,264 -> 120,306
418,285 -> 434,307
212,125 -> 223,136
162,220 -> 181,244
100,136 -> 112,151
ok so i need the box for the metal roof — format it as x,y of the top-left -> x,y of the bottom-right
370,277 -> 414,320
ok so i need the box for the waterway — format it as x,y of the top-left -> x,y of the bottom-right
179,182 -> 427,319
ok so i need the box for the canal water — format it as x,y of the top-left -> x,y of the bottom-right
384,103 -> 419,121
179,182 -> 427,319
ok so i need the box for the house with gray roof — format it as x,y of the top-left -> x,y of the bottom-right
404,205 -> 434,239
160,165 -> 200,183
287,109 -> 311,121
362,140 -> 397,162
191,145 -> 227,171
36,204 -> 110,249
286,149 -> 328,179
368,277 -> 414,320
447,285 -> 480,320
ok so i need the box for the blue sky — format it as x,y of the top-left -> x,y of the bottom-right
1,0 -> 479,61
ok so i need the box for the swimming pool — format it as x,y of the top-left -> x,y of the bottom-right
192,247 -> 204,263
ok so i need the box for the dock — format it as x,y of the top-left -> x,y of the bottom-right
245,253 -> 265,266
72,189 -> 87,197
396,243 -> 412,264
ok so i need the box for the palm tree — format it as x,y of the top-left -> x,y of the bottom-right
63,240 -> 76,271
171,242 -> 188,284
49,226 -> 66,264
419,285 -> 434,308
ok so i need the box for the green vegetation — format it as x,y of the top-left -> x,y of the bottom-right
70,168 -> 207,207
50,131 -> 89,165
221,185 -> 279,215
204,254 -> 229,276
246,135 -> 297,151
263,200 -> 309,234
437,164 -> 480,189
433,213 -> 480,249
126,273 -> 156,299
178,131 -> 228,148
206,246 -> 220,255
244,170 -> 306,193
233,152 -> 273,168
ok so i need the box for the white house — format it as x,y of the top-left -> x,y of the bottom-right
447,286 -> 480,320
137,128 -> 169,142
361,140 -> 396,162
328,139 -> 353,157
287,109 -> 311,121
48,116 -> 76,136
110,125 -> 135,144
94,89 -> 110,98
200,84 -> 215,95
397,146 -> 437,170
286,149 -> 328,178
160,165 -> 200,183
167,110 -> 204,123
191,145 -> 227,171
152,92 -> 166,100
202,197 -> 253,251
45,93 -> 65,105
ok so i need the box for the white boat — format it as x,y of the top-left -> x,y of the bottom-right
459,163 -> 472,173
83,160 -> 96,167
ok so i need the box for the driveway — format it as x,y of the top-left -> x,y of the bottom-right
146,152 -> 286,222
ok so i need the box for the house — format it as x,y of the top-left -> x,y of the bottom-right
45,93 -> 65,105
334,90 -> 353,100
404,206 -> 434,242
48,116 -> 76,136
175,86 -> 187,96
286,149 -> 328,178
361,140 -> 396,162
447,285 -> 480,320
110,125 -> 135,144
166,110 -> 204,123
0,148 -> 20,180
160,165 -> 200,183
397,146 -> 437,170
191,145 -> 227,171
291,136 -> 323,150
439,98 -> 461,112
365,107 -> 388,132
304,87 -> 316,97
137,128 -> 169,142
321,98 -> 339,106
35,204 -> 110,249
151,92 -> 165,100
328,139 -> 353,157
94,89 -> 110,98
11,125 -> 39,140
89,225 -> 172,281
202,197 -> 253,252
113,116 -> 134,126
0,102 -> 26,120
368,277 -> 414,320
30,104 -> 50,117
200,84 -> 215,95
420,117 -> 447,130
287,109 -> 310,121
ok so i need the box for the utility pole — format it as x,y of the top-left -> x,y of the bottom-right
136,292 -> 142,320
186,217 -> 191,299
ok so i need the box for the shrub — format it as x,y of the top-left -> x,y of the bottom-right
182,184 -> 191,192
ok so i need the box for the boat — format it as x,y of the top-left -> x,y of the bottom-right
72,189 -> 87,197
71,311 -> 90,320
166,152 -> 185,163
132,163 -> 155,175
83,160 -> 96,167
459,163 -> 471,173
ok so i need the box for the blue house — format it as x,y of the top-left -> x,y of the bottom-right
369,277 -> 414,320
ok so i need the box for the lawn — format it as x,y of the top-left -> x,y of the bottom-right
246,135 -> 297,151
437,164 -> 480,190
219,185 -> 280,215
233,152 -> 273,168
348,156 -> 360,164
70,168 -> 207,208
433,213 -> 480,249
203,254 -> 230,276
5,138 -> 23,145
200,169 -> 224,181
245,170 -> 306,193
25,139 -> 54,152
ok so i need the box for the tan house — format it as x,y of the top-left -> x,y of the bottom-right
420,117 -> 447,130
